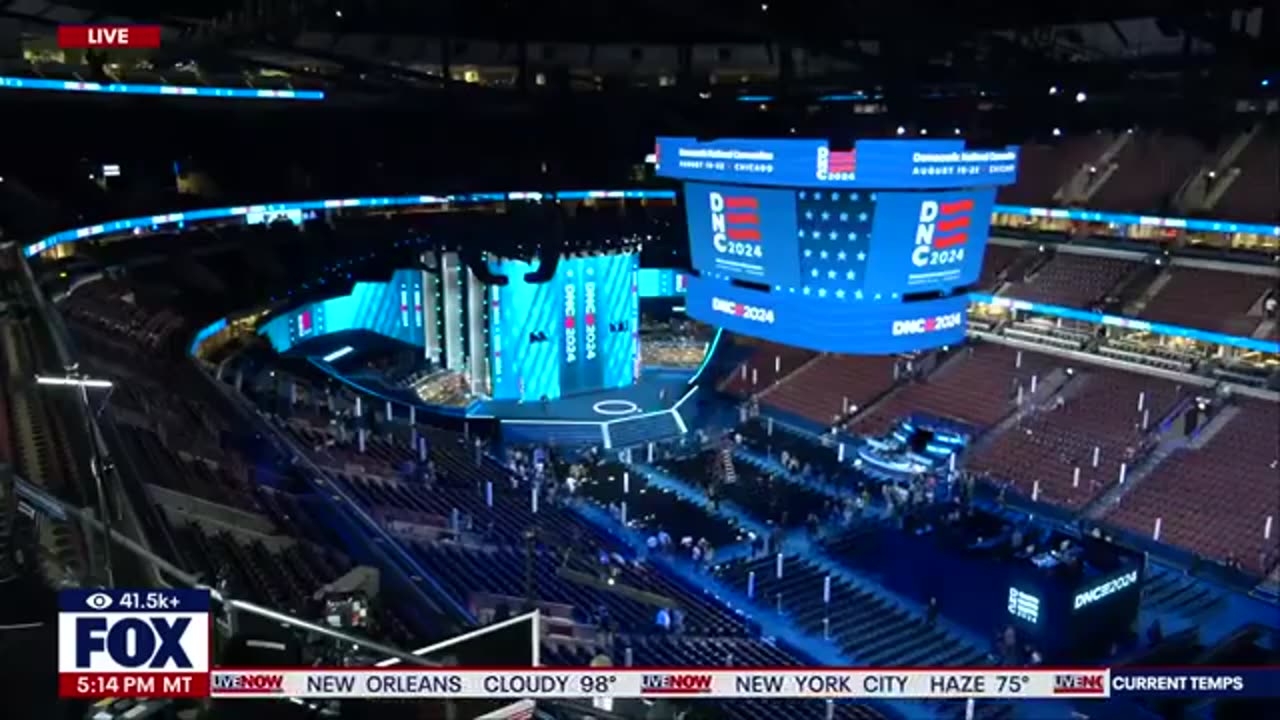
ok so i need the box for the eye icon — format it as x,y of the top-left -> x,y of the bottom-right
86,593 -> 113,610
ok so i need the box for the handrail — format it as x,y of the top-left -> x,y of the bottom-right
14,474 -> 436,666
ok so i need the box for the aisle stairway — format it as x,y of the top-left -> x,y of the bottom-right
716,555 -> 1012,720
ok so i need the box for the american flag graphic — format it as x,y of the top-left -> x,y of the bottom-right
827,149 -> 857,174
721,195 -> 762,241
933,199 -> 974,250
794,189 -> 878,299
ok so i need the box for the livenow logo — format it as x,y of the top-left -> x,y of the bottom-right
891,311 -> 963,337
213,673 -> 285,694
1073,570 -> 1139,610
641,673 -> 714,694
1053,674 -> 1106,695
912,198 -> 974,268
711,297 -> 775,324
58,25 -> 162,49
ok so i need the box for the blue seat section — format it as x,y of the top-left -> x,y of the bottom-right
716,556 -> 1012,720
173,520 -> 418,648
410,543 -> 752,636
572,461 -> 748,547
659,450 -> 833,528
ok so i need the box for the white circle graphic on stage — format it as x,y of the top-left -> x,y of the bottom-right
592,400 -> 641,416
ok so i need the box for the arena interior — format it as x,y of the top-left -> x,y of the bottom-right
0,2 -> 1277,720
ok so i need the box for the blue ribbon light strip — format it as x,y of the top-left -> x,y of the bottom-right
970,293 -> 1280,354
993,204 -> 1280,238
25,189 -> 1275,355
0,75 -> 325,101
22,190 -> 678,258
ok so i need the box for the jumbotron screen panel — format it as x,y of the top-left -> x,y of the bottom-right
658,136 -> 1019,354
488,253 -> 639,401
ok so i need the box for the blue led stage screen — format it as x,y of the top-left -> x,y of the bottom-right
259,269 -> 425,352
489,253 -> 638,401
637,269 -> 688,298
488,259 -> 563,402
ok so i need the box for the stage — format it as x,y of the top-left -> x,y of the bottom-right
470,370 -> 700,448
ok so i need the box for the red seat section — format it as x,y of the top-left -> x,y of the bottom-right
1090,134 -> 1212,214
1140,267 -> 1272,337
720,340 -> 815,398
1104,399 -> 1280,574
1213,128 -> 1280,223
850,345 -> 1058,438
763,354 -> 898,427
976,244 -> 1037,291
996,134 -> 1116,206
1000,252 -> 1138,308
969,367 -> 1186,510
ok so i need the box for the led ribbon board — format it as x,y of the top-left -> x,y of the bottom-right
686,275 -> 970,355
656,137 -> 1020,189
0,75 -> 325,100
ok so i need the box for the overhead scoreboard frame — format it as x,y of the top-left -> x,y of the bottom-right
657,136 -> 1020,354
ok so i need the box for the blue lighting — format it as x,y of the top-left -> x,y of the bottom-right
970,293 -> 1280,354
22,189 -> 677,258
737,95 -> 774,102
0,75 -> 325,101
992,203 -> 1280,238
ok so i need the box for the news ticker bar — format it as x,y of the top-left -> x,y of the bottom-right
60,668 -> 1280,700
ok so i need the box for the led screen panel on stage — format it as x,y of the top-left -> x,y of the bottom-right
489,253 -> 638,401
590,254 -> 640,390
638,269 -> 688,298
657,137 -> 1019,188
685,274 -> 968,355
684,182 -> 801,284
488,259 -> 563,402
258,270 -> 425,353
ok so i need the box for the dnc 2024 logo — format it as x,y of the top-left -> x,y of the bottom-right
912,198 -> 973,269
708,191 -> 764,261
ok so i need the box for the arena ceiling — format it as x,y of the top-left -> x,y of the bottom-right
7,1 -> 1274,113
22,0 -> 1275,47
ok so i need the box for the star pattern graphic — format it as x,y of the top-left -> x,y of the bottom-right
796,190 -> 877,298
